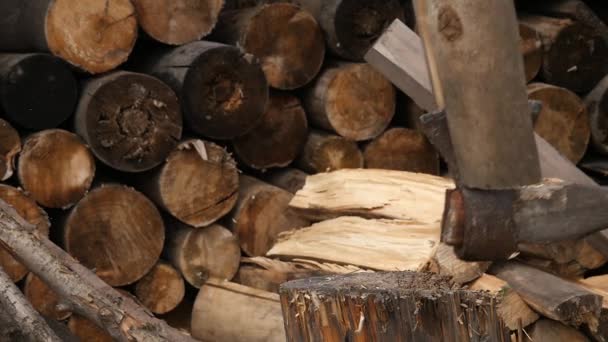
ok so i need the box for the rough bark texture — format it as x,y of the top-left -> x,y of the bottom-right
296,130 -> 364,173
265,168 -> 309,194
519,24 -> 543,83
584,74 -> 608,156
134,261 -> 185,315
24,273 -> 72,321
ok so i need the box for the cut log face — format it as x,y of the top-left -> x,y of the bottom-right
233,92 -> 308,169
296,130 -> 364,173
62,184 -> 165,286
75,71 -> 182,173
134,261 -> 185,315
68,315 -> 113,342
18,129 -> 96,209
519,24 -> 543,83
24,273 -> 71,321
0,119 -> 20,181
132,0 -> 224,45
265,168 -> 309,194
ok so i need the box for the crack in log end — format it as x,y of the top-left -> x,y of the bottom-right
437,5 -> 463,42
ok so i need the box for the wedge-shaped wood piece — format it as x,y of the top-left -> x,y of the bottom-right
579,275 -> 608,341
424,243 -> 490,284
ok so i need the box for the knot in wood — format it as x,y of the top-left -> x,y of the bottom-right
437,5 -> 463,42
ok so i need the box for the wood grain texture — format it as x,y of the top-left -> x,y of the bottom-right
296,130 -> 363,173
134,261 -> 185,314
24,273 -> 71,321
423,243 -> 490,284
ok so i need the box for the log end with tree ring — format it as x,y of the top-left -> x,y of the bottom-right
24,273 -> 71,321
527,83 -> 590,164
134,261 -> 185,315
233,92 -> 308,170
297,131 -> 364,174
68,316 -> 113,342
519,24 -> 543,83
63,184 -> 165,286
0,119 -> 20,181
132,0 -> 224,45
76,71 -> 182,173
18,129 -> 96,209
45,0 -> 138,73
242,3 -> 325,90
363,127 -> 439,174
0,54 -> 78,130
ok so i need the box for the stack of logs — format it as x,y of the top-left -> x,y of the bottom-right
1,0 -> 608,341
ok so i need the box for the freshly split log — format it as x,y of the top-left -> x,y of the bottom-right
522,319 -> 590,342
0,0 -> 138,74
18,129 -> 95,208
131,0 -> 224,45
24,273 -> 71,321
296,130 -> 364,173
585,74 -> 608,155
141,41 -> 268,139
192,279 -> 285,342
233,92 -> 308,169
424,243 -> 490,284
304,63 -> 396,141
62,184 -> 165,286
226,175 -> 310,256
137,139 -> 239,227
212,3 -> 325,90
0,119 -> 20,181
519,24 -> 543,83
75,71 -> 182,173
265,168 -> 309,194
134,261 -> 185,315
165,220 -> 241,288
67,315 -> 117,342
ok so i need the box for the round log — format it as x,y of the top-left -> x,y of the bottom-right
265,168 -> 309,194
528,83 -> 590,164
0,119 -> 20,181
68,315 -> 113,342
62,184 -> 165,286
165,221 -> 241,288
134,261 -> 185,315
18,129 -> 96,209
584,74 -> 608,155
233,92 -> 308,169
363,127 -> 439,174
304,63 -> 395,141
131,0 -> 224,45
212,3 -> 325,90
24,273 -> 71,321
519,23 -> 543,83
0,53 -> 77,130
75,71 -> 182,173
296,130 -> 364,173
141,41 -> 268,140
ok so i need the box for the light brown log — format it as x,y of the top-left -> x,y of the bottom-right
165,220 -> 241,288
134,261 -> 185,315
75,71 -> 182,173
191,279 -> 285,342
304,63 -> 396,141
137,139 -> 239,228
363,127 -> 439,174
585,74 -> 608,155
226,175 -> 310,256
233,92 -> 308,169
527,83 -> 590,164
519,23 -> 543,83
424,243 -> 490,284
62,184 -> 165,286
212,3 -> 325,90
67,315 -> 116,342
0,118 -> 20,181
522,319 -> 590,342
296,130 -> 364,173
18,129 -> 95,209
24,273 -> 71,321
132,0 -> 224,45
264,168 -> 309,194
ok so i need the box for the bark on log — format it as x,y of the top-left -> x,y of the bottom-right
522,319 -> 590,342
0,0 -> 138,74
18,129 -> 95,209
62,184 -> 165,286
280,271 -> 510,341
296,130 -> 364,173
0,119 -> 20,181
192,279 -> 286,342
264,168 -> 309,194
585,74 -> 608,156
211,3 -> 325,90
137,139 -> 239,228
75,71 -> 182,173
134,261 -> 185,315
519,24 -> 543,83
165,220 -> 241,288
304,63 -> 395,141
233,92 -> 308,169
24,273 -> 72,321
225,175 -> 310,256
67,315 -> 117,342
131,0 -> 224,45
140,41 -> 268,140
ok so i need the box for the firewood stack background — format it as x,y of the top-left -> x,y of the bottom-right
1,0 -> 608,341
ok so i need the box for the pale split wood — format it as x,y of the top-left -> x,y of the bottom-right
424,243 -> 490,284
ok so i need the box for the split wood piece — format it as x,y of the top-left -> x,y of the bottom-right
527,82 -> 590,164
518,256 -> 588,280
268,216 -> 440,271
0,185 -> 49,282
141,41 -> 268,140
0,53 -> 77,130
296,130 -> 364,173
469,274 -> 540,330
226,175 -> 310,256
165,220 -> 240,288
75,71 -> 182,173
212,3 -> 325,90
62,184 -> 165,286
280,271 -> 509,341
580,275 -> 608,341
423,243 -> 490,285
304,63 -> 395,141
265,168 -> 309,194
132,0 -> 224,45
519,240 -> 607,273
519,14 -> 608,93
522,319 -> 590,342
492,262 -> 602,329
138,139 -> 238,228
363,127 -> 439,174
192,279 -> 285,342
24,273 -> 71,321
157,299 -> 194,336
67,315 -> 118,342
234,92 -> 308,169
519,24 -> 543,83
0,0 -> 137,74
135,261 -> 185,315
0,119 -> 20,181
296,0 -> 405,61
585,74 -> 608,155
289,169 -> 453,223
18,129 -> 95,209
